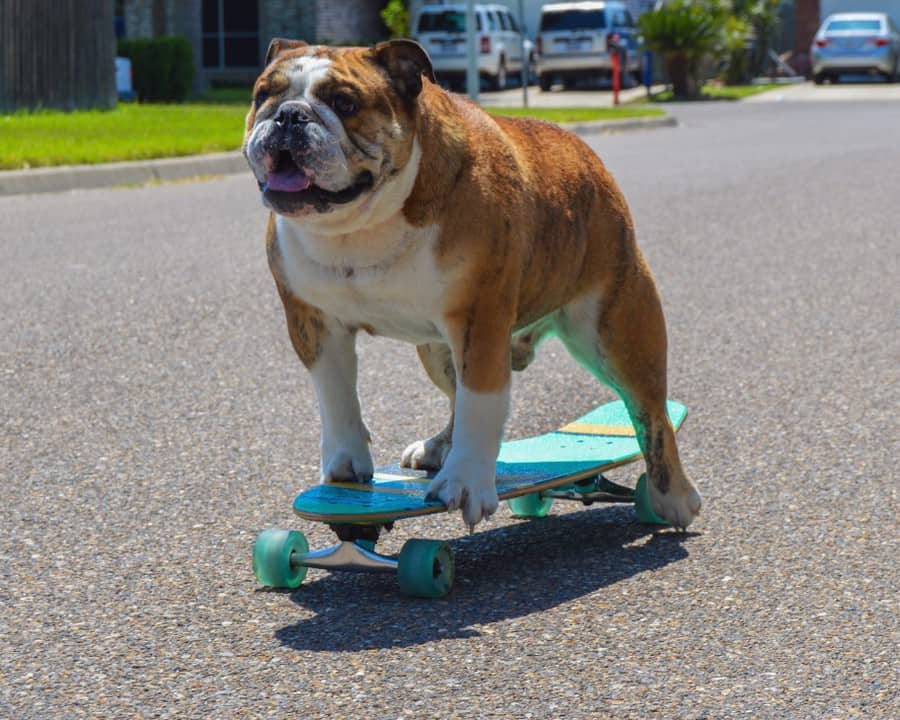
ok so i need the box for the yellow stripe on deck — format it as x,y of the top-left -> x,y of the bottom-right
372,472 -> 430,483
324,478 -> 430,496
557,422 -> 637,437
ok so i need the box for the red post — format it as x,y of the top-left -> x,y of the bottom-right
612,51 -> 620,105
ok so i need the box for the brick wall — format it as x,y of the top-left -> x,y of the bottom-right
316,0 -> 386,45
259,0 -> 316,55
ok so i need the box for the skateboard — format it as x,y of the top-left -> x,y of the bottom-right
253,399 -> 687,598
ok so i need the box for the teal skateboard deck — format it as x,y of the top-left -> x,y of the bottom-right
253,400 -> 687,598
293,400 -> 687,523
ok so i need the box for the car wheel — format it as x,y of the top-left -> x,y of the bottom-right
539,73 -> 552,91
830,73 -> 841,84
813,73 -> 825,85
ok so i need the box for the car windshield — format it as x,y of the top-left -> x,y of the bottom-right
418,10 -> 482,33
825,19 -> 882,32
540,10 -> 607,32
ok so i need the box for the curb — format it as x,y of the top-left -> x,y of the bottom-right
0,115 -> 675,197
0,151 -> 247,197
562,114 -> 677,135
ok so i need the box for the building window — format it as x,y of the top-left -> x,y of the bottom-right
202,0 -> 259,69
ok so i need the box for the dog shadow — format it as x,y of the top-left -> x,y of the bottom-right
273,506 -> 696,652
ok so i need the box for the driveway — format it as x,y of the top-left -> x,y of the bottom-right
746,78 -> 900,101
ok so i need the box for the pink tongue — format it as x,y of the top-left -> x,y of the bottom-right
266,167 -> 311,192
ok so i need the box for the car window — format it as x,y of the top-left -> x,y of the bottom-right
497,11 -> 508,31
417,10 -> 481,33
825,19 -> 882,32
485,10 -> 498,31
624,11 -> 636,28
539,10 -> 607,32
507,13 -> 520,33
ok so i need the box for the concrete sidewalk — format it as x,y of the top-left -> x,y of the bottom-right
0,83 -> 671,197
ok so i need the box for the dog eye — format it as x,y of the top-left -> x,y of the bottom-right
254,90 -> 270,109
331,93 -> 357,117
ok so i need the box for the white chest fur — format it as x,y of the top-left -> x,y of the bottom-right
275,214 -> 448,343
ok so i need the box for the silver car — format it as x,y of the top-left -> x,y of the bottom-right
811,12 -> 900,84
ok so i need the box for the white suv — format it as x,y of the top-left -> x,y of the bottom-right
413,3 -> 526,90
536,1 -> 642,90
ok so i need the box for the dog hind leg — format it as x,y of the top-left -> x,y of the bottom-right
554,263 -> 701,529
401,342 -> 456,470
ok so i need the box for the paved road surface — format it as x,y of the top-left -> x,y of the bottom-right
1,99 -> 898,719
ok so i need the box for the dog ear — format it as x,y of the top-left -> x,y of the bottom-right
374,40 -> 435,101
265,38 -> 308,67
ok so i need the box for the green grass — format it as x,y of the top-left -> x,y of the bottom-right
0,101 -> 664,170
643,83 -> 783,103
0,103 -> 248,170
487,106 -> 665,123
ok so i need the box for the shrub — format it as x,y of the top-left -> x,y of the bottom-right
118,37 -> 195,102
638,0 -> 729,98
381,0 -> 410,39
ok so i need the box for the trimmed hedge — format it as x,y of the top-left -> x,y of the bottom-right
117,36 -> 194,102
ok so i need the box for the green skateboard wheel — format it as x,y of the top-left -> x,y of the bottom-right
252,528 -> 309,588
397,539 -> 455,598
634,474 -> 669,525
507,492 -> 554,518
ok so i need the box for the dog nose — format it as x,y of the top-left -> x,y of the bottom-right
273,102 -> 312,128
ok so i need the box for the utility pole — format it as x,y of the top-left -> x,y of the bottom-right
518,0 -> 528,107
466,0 -> 479,101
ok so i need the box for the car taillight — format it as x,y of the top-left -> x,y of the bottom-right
536,37 -> 542,54
872,37 -> 890,46
814,39 -> 828,47
480,36 -> 490,54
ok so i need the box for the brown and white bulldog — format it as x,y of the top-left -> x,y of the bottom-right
243,39 -> 701,530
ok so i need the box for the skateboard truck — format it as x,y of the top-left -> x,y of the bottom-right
253,529 -> 455,598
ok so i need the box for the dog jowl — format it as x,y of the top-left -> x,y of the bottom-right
243,39 -> 701,530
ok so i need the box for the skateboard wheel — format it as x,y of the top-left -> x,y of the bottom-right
634,474 -> 669,525
397,539 -> 455,598
252,528 -> 309,589
507,492 -> 553,518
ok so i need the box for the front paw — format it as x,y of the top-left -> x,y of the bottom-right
322,445 -> 373,484
426,456 -> 499,529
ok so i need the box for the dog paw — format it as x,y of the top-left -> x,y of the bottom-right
322,446 -> 374,484
426,457 -> 499,529
648,476 -> 702,530
401,436 -> 451,471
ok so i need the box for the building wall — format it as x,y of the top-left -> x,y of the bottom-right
316,0 -> 386,45
259,0 -> 317,51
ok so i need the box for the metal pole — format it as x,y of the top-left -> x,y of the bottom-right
518,0 -> 528,108
466,0 -> 479,101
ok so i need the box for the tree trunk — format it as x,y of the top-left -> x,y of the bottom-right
0,0 -> 116,112
664,51 -> 696,99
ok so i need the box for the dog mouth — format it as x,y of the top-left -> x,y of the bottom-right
260,150 -> 374,207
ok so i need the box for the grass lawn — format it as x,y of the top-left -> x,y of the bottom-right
0,100 -> 663,170
643,83 -> 783,103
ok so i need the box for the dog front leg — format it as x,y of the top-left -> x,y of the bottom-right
309,329 -> 374,483
426,309 -> 512,529
279,291 -> 373,483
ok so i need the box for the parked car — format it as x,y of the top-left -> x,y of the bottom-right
535,1 -> 642,90
811,12 -> 900,84
413,3 -> 528,90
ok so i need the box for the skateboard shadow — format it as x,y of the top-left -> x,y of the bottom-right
274,507 -> 695,652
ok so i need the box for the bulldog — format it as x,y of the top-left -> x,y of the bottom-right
243,39 -> 701,530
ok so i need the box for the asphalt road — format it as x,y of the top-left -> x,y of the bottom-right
1,98 -> 898,719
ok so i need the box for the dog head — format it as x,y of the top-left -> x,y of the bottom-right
243,39 -> 434,224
